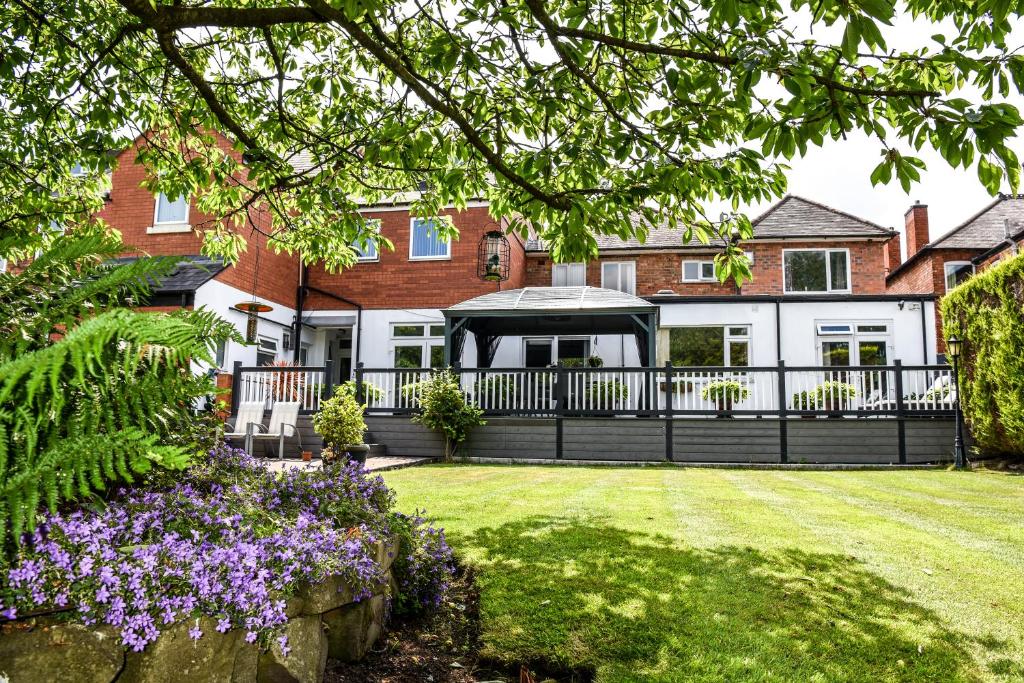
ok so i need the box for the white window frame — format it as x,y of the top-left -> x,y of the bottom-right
813,320 -> 892,365
944,261 -> 974,291
521,336 -> 593,366
782,248 -> 851,294
148,193 -> 191,234
408,216 -> 452,261
600,261 -> 636,294
355,218 -> 381,262
658,325 -> 751,367
552,262 -> 587,287
682,260 -> 717,282
390,322 -> 445,368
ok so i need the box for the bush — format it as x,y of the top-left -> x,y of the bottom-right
0,446 -> 454,651
700,379 -> 750,405
338,379 -> 384,406
312,391 -> 366,460
411,370 -> 484,463
941,251 -> 1024,457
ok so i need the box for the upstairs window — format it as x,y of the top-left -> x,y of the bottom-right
682,260 -> 716,282
152,194 -> 191,232
601,261 -> 636,294
783,249 -> 849,293
354,219 -> 381,262
409,217 -> 450,260
552,262 -> 586,286
944,261 -> 974,291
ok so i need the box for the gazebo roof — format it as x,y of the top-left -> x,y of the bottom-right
446,286 -> 656,316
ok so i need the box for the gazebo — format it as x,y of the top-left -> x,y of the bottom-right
442,286 -> 659,367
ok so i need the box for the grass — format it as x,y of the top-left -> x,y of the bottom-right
382,465 -> 1024,682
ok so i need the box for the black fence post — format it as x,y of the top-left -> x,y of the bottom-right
323,359 -> 334,403
354,362 -> 364,405
777,360 -> 788,464
894,360 -> 907,464
555,362 -> 566,460
664,361 -> 674,462
230,361 -> 242,416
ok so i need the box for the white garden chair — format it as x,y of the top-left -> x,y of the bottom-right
248,401 -> 302,459
224,402 -> 266,452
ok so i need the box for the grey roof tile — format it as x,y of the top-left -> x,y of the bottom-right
930,195 -> 1024,249
111,255 -> 226,293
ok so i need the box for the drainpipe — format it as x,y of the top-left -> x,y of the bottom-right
774,299 -> 783,362
304,284 -> 364,379
293,264 -> 307,363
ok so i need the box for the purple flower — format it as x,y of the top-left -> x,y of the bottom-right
189,625 -> 203,640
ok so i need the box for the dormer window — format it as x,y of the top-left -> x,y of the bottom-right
149,193 -> 191,234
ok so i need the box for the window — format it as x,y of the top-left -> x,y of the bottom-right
552,262 -> 586,286
70,162 -> 86,177
783,249 -> 850,293
944,261 -> 974,291
815,320 -> 891,366
0,258 -> 6,274
215,340 -> 227,368
409,217 -> 450,259
664,325 -> 750,366
391,323 -> 445,368
256,336 -> 277,366
682,260 -> 716,282
601,261 -> 636,294
521,337 -> 592,366
354,219 -> 380,262
149,193 -> 190,234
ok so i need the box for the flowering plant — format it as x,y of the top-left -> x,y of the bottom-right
0,445 -> 453,654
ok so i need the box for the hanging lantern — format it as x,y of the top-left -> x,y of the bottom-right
478,230 -> 510,282
235,300 -> 274,343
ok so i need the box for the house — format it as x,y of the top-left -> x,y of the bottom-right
885,194 -> 1024,359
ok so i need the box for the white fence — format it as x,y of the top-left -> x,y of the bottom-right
235,367 -> 327,412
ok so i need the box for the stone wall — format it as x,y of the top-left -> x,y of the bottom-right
0,540 -> 398,683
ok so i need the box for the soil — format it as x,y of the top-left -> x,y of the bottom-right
325,564 -> 592,683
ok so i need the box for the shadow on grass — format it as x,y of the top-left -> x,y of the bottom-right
457,517 -> 1003,682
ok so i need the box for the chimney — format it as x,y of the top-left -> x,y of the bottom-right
904,201 -> 930,256
884,233 -> 902,274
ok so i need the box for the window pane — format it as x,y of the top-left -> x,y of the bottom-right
829,251 -> 849,290
394,345 -> 423,368
256,351 -> 275,366
558,338 -> 590,363
727,326 -> 748,337
668,327 -> 724,366
601,262 -> 635,294
567,263 -> 586,286
393,325 -> 424,337
728,340 -> 749,366
785,251 -> 827,292
856,324 -> 887,333
858,341 -> 887,366
821,341 -> 850,367
700,262 -> 715,279
428,324 -> 446,337
411,218 -> 449,258
354,238 -> 377,260
682,261 -> 699,281
945,263 -> 973,290
524,340 -> 552,367
429,344 -> 445,368
156,193 -> 188,224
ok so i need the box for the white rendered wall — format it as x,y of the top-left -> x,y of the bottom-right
192,278 -> 297,370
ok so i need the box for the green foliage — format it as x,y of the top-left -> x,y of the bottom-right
588,379 -> 629,405
0,232 -> 237,552
941,252 -> 1024,457
339,379 -> 384,406
312,391 -> 367,456
2,1 -> 1022,285
561,356 -> 604,368
792,382 -> 858,410
473,374 -> 519,403
411,370 -> 484,463
701,379 -> 750,405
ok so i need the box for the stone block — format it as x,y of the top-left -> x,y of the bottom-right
295,575 -> 355,615
0,620 -> 124,683
256,615 -> 327,683
118,616 -> 258,683
322,594 -> 386,663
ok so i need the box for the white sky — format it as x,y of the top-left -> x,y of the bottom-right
731,8 -> 1024,254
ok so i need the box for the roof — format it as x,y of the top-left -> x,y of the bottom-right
112,255 -> 226,293
446,286 -> 656,315
929,194 -> 1024,250
525,195 -> 895,252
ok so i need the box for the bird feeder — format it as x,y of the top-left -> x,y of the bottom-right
478,230 -> 510,282
235,300 -> 274,343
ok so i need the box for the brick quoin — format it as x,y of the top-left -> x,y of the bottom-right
305,206 -> 525,310
97,133 -> 298,309
524,240 -> 890,296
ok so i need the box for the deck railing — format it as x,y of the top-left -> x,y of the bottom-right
353,362 -> 955,418
230,361 -> 333,414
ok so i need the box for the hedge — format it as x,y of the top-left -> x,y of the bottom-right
940,251 -> 1024,457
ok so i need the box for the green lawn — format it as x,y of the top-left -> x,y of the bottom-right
382,465 -> 1024,682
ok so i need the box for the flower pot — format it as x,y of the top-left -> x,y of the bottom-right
345,444 -> 370,465
301,450 -> 313,462
714,397 -> 734,418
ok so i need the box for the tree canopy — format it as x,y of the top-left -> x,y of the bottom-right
2,0 -> 1023,281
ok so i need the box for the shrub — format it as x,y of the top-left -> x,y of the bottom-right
312,391 -> 366,460
941,251 -> 1024,456
0,231 -> 237,554
0,446 -> 454,651
700,379 -> 750,405
338,379 -> 384,406
792,381 -> 857,410
411,370 -> 484,463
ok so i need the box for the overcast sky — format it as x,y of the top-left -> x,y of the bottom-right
730,8 -> 1024,256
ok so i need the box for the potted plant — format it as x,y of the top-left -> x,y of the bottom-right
312,390 -> 369,465
701,379 -> 750,416
812,381 -> 858,414
791,390 -> 817,417
588,379 -> 629,410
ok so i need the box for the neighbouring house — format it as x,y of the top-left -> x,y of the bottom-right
885,194 -> 1024,359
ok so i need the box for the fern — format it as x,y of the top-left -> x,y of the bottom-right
0,232 -> 238,553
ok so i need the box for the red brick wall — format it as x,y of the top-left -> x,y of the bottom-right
524,240 -> 890,295
97,134 -> 298,309
305,205 -> 522,309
